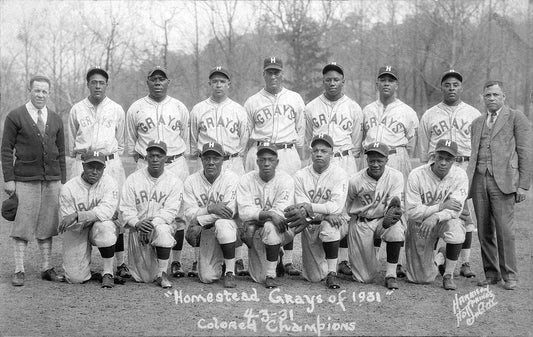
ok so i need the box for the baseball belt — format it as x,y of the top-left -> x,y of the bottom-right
334,150 -> 351,157
139,153 -> 183,164
76,153 -> 115,161
256,141 -> 294,149
223,153 -> 240,161
455,156 -> 469,162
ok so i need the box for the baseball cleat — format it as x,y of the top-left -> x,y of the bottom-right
264,276 -> 280,289
385,277 -> 399,290
11,271 -> 24,287
284,263 -> 301,276
503,280 -> 517,290
188,261 -> 198,277
101,273 -> 115,288
116,263 -> 132,279
396,264 -> 407,278
41,268 -> 65,282
443,274 -> 456,290
235,259 -> 249,277
433,247 -> 446,276
223,272 -> 237,288
156,272 -> 172,288
459,263 -> 476,278
338,260 -> 352,276
170,261 -> 185,278
326,272 -> 340,289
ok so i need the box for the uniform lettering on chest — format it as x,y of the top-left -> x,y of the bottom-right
197,192 -> 225,207
312,113 -> 353,131
76,198 -> 102,211
357,190 -> 389,207
420,189 -> 448,205
199,114 -> 239,135
138,115 -> 183,133
254,196 -> 273,210
255,105 -> 295,124
308,188 -> 332,203
135,190 -> 169,204
365,116 -> 405,133
431,118 -> 471,136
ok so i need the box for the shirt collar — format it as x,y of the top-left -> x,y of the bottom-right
26,101 -> 48,114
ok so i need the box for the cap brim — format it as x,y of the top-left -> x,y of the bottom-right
311,139 -> 333,148
435,148 -> 456,157
201,150 -> 224,157
378,72 -> 398,80
83,159 -> 106,165
257,148 -> 277,156
148,70 -> 168,78
264,65 -> 282,71
209,71 -> 230,80
365,149 -> 388,157
146,145 -> 167,154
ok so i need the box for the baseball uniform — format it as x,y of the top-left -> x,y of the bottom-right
183,169 -> 240,283
190,97 -> 248,176
305,94 -> 364,174
362,99 -> 419,180
60,174 -> 119,283
346,166 -> 405,283
293,164 -> 348,282
237,170 -> 294,283
404,163 -> 468,283
244,88 -> 305,175
120,168 -> 183,283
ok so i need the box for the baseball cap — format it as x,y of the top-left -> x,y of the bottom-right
434,139 -> 458,157
147,66 -> 168,79
364,142 -> 390,157
322,62 -> 344,76
82,151 -> 106,165
257,141 -> 278,156
311,133 -> 334,148
377,65 -> 398,80
264,57 -> 283,71
441,69 -> 463,83
1,193 -> 18,221
146,140 -> 168,154
201,142 -> 224,157
209,66 -> 231,80
86,67 -> 109,82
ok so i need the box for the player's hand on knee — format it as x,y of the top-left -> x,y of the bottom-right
4,181 -> 15,196
439,198 -> 462,212
136,219 -> 154,234
419,215 -> 439,238
59,213 -> 78,233
270,212 -> 287,233
207,202 -> 233,219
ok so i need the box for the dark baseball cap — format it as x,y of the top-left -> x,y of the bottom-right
147,66 -> 168,79
441,69 -> 463,83
82,151 -> 106,165
322,62 -> 344,76
201,142 -> 224,157
86,67 -> 109,82
434,139 -> 458,157
377,65 -> 398,80
311,133 -> 334,148
1,193 -> 18,221
264,57 -> 283,71
209,66 -> 231,80
364,142 -> 390,157
257,141 -> 278,156
146,140 -> 168,154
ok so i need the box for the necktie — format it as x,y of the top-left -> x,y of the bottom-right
488,112 -> 497,128
37,109 -> 45,135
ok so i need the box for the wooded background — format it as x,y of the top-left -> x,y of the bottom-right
1,0 -> 532,132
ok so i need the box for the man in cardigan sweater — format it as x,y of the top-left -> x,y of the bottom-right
1,75 -> 67,286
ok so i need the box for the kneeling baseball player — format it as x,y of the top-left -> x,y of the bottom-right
120,141 -> 183,288
405,139 -> 468,290
345,142 -> 405,289
183,142 -> 240,288
285,134 -> 349,289
59,152 -> 119,288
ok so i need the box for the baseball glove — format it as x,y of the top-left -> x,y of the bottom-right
383,196 -> 402,229
185,223 -> 202,247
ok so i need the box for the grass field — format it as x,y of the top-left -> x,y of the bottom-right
0,158 -> 532,336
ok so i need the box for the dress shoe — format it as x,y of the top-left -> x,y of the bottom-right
503,280 -> 517,290
459,263 -> 476,278
477,278 -> 500,286
12,271 -> 24,286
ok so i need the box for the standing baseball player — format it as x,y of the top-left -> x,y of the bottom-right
418,70 -> 481,279
183,142 -> 240,288
126,66 -> 190,278
405,139 -> 468,290
120,141 -> 183,288
345,142 -> 405,289
362,65 -> 419,278
237,142 -> 295,288
59,152 -> 119,288
286,134 -> 349,289
305,62 -> 364,276
244,57 -> 305,275
68,67 -> 130,280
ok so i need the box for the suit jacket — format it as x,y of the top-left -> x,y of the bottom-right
467,105 -> 532,195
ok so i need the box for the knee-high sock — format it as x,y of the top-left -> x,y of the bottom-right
115,233 -> 125,265
283,240 -> 293,264
460,231 -> 472,263
14,238 -> 27,273
37,238 -> 52,272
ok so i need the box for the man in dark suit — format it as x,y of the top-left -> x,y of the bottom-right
467,80 -> 531,290
1,75 -> 67,286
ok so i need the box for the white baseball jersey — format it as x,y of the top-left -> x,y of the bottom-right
183,169 -> 239,226
418,101 -> 481,162
126,95 -> 189,157
60,174 -> 119,223
121,168 -> 183,228
68,97 -> 125,157
244,88 -> 305,147
293,164 -> 348,215
305,94 -> 364,155
346,166 -> 404,219
362,99 -> 419,148
189,97 -> 248,156
406,163 -> 468,223
237,170 -> 294,221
